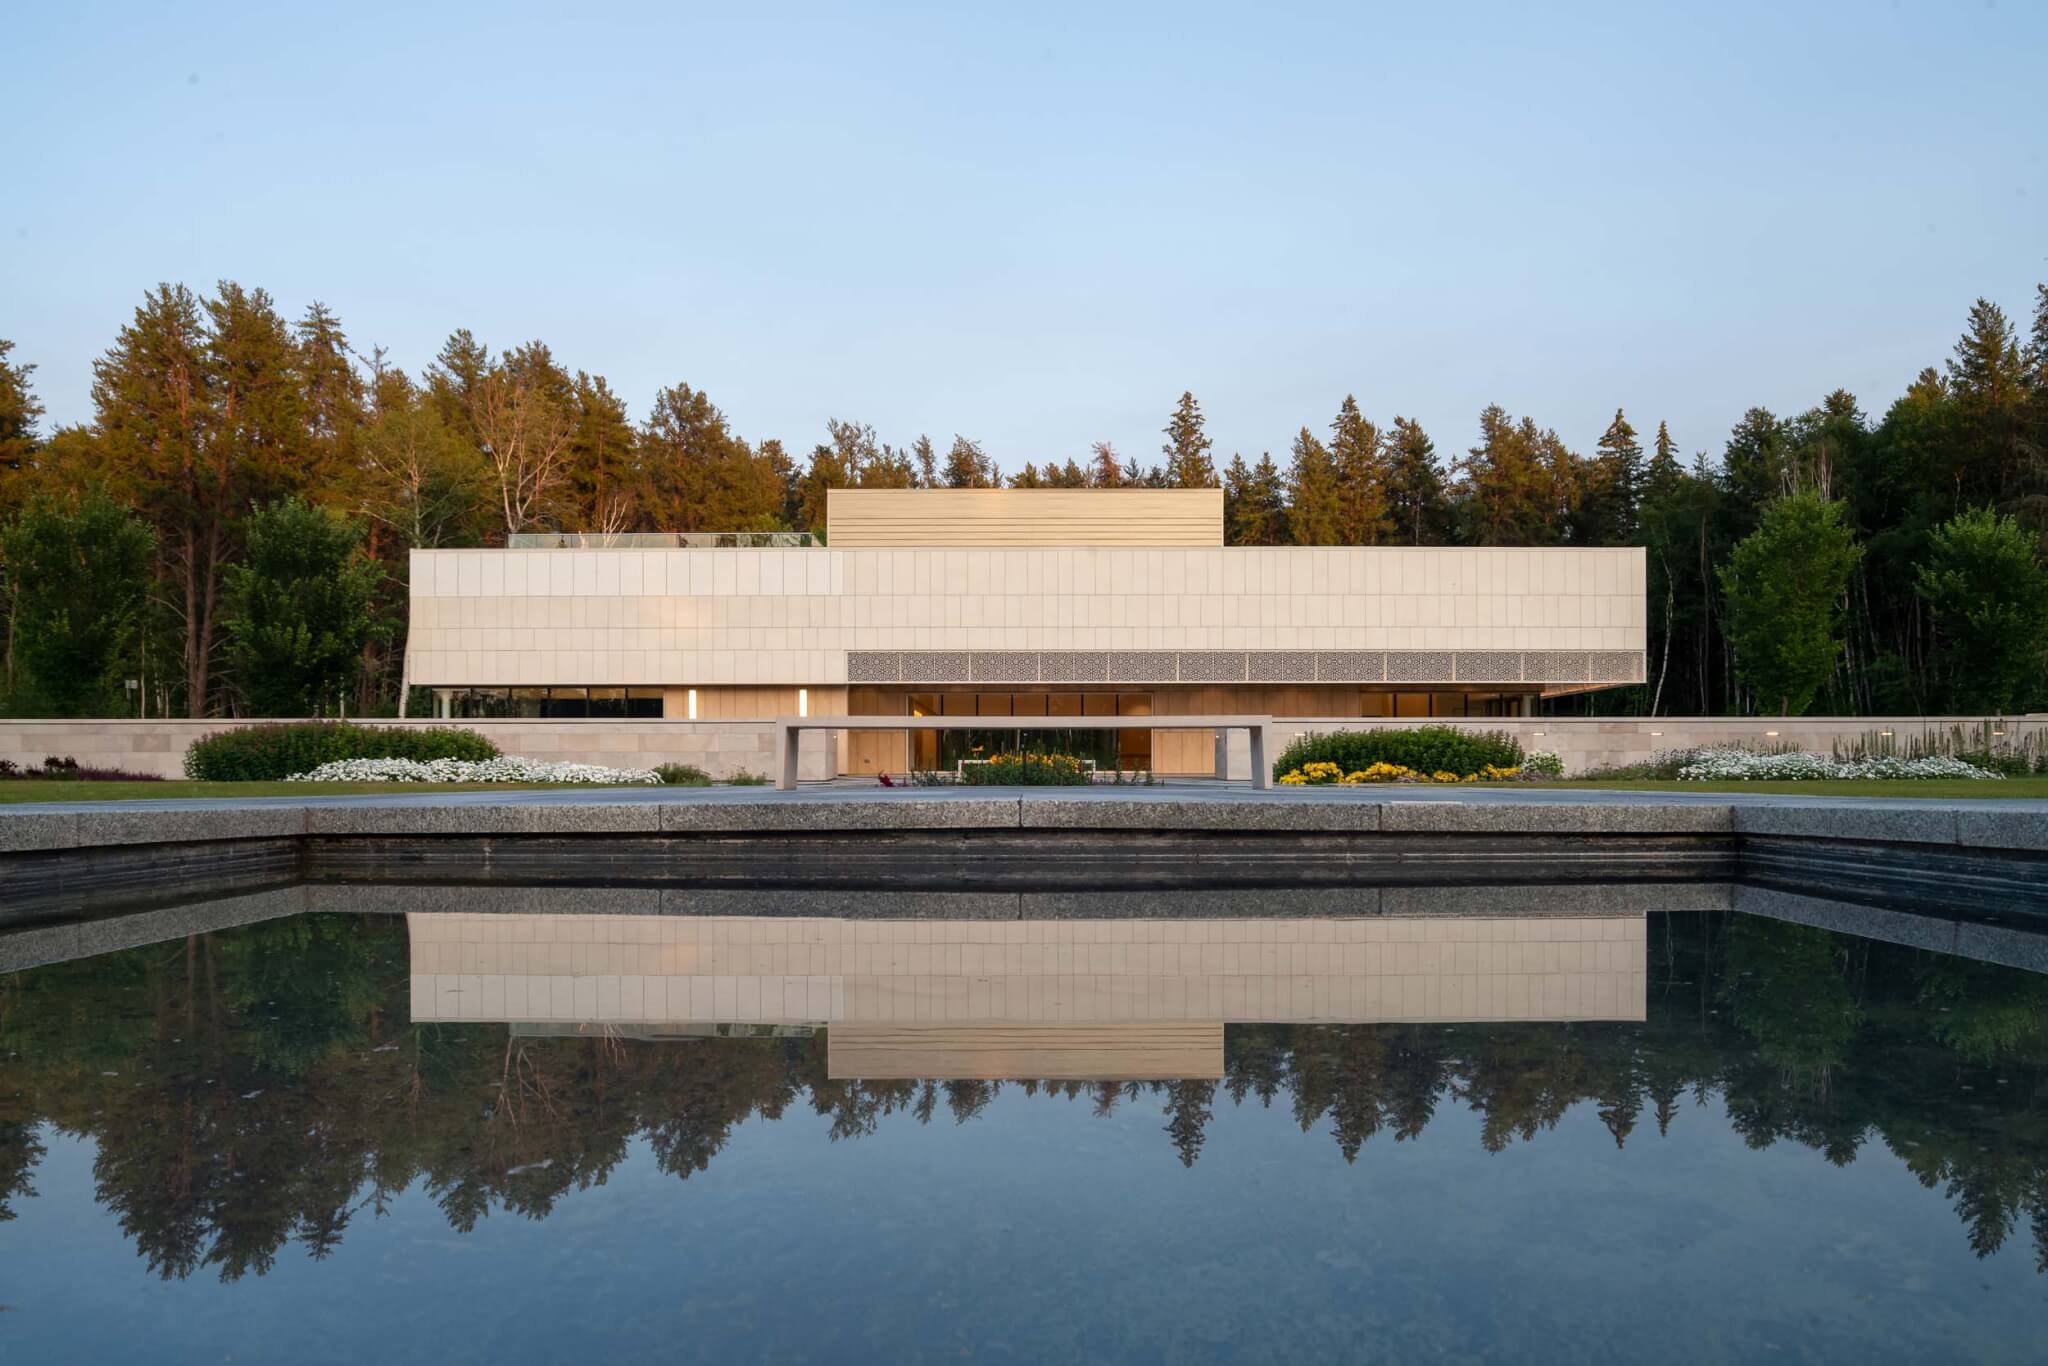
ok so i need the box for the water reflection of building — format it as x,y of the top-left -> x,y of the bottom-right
408,913 -> 1646,1078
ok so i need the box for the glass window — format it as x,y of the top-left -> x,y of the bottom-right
509,687 -> 548,718
624,688 -> 663,718
1429,693 -> 1468,718
541,687 -> 590,719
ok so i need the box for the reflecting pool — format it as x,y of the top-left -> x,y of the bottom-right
1,899 -> 2044,1363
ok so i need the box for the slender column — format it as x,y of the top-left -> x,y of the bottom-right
1249,723 -> 1271,790
777,722 -> 800,790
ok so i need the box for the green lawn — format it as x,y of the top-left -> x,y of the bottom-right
0,780 -> 610,803
1497,777 -> 2048,799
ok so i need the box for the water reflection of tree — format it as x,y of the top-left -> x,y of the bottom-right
1,911 -> 2044,1279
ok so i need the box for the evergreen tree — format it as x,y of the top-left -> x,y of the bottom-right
1913,507 -> 2048,712
943,434 -> 991,488
1455,406 -> 1554,545
0,490 -> 153,716
563,373 -> 640,534
1224,451 -> 1286,545
222,498 -> 381,716
1719,493 -> 1861,715
641,383 -> 780,531
1647,421 -> 1681,496
1161,391 -> 1216,487
911,434 -> 938,489
1718,407 -> 1785,533
1384,416 -> 1449,545
91,282 -> 306,714
1009,462 -> 1043,488
1287,427 -> 1341,544
1088,440 -> 1123,488
293,303 -> 363,498
0,339 -> 46,514
1943,299 -> 2028,505
1329,395 -> 1390,544
1582,408 -> 1643,543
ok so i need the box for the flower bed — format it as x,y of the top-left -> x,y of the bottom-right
1271,726 -> 1524,785
1278,759 -> 1526,785
1675,747 -> 2002,782
284,757 -> 660,784
958,753 -> 1094,786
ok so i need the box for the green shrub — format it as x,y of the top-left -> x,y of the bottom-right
725,768 -> 770,786
653,762 -> 712,786
184,722 -> 499,781
1271,727 -> 1523,783
960,752 -> 1093,785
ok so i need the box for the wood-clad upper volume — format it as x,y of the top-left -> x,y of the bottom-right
825,487 -> 1224,547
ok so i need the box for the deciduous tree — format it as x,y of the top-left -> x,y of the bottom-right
1719,493 -> 1862,715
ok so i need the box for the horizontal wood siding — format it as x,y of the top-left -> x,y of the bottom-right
826,488 -> 1224,547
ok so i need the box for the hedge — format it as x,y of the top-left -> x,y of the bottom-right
184,722 -> 500,781
1271,726 -> 1523,782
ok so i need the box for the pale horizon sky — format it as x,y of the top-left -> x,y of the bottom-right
6,1 -> 2045,471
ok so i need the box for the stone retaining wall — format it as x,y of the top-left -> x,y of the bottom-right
1,714 -> 2040,781
0,718 -> 834,781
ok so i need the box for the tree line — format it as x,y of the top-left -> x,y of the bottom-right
1,280 -> 2045,718
2,911 -> 2043,1280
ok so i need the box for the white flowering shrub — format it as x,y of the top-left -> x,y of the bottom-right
1675,747 -> 2001,782
1521,751 -> 1565,778
285,757 -> 661,784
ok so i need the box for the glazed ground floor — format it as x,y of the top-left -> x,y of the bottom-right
431,684 -> 1545,776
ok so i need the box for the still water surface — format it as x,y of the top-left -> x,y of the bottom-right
1,901 -> 2044,1363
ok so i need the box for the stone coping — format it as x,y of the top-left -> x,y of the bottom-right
1,785 -> 2044,854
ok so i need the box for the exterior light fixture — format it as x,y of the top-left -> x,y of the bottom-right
687,688 -> 699,720
798,688 -> 809,718
1531,731 -> 1545,738
1992,729 -> 2005,737
1879,730 -> 1893,737
1765,730 -> 1779,737
1650,731 -> 1663,737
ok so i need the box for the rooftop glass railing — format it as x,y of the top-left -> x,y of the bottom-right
504,531 -> 817,549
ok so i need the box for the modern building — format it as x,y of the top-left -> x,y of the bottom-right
407,488 -> 1646,777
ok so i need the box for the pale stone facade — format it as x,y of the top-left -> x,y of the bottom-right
404,542 -> 1649,692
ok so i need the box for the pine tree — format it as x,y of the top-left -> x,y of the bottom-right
564,373 -> 639,533
1647,421 -> 1681,493
1286,427 -> 1341,544
1088,440 -> 1123,487
912,434 -> 938,489
1384,416 -> 1448,545
1329,395 -> 1390,544
943,434 -> 990,488
1161,391 -> 1216,487
293,303 -> 364,499
1224,451 -> 1286,545
1454,405 -> 1553,545
1584,407 -> 1644,543
0,339 -> 44,514
1009,462 -> 1043,488
1718,407 -> 1784,534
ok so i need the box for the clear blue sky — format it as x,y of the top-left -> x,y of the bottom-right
7,1 -> 2044,469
